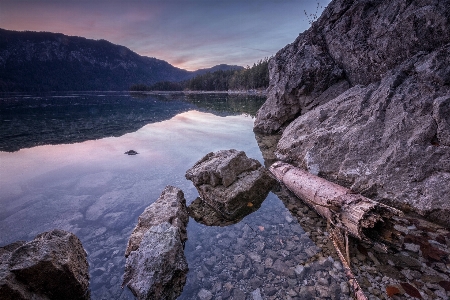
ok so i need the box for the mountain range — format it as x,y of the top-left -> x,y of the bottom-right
0,28 -> 242,91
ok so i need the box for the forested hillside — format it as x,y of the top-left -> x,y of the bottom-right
186,58 -> 269,91
0,29 -> 243,92
130,58 -> 270,91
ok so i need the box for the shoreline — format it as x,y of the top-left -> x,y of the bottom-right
130,89 -> 268,96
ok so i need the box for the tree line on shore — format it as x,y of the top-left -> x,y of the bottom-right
130,58 -> 270,92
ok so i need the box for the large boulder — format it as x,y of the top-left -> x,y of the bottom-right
0,229 -> 90,300
254,0 -> 450,227
123,185 -> 189,300
276,47 -> 450,227
185,149 -> 276,219
254,0 -> 450,134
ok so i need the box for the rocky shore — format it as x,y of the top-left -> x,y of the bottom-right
0,229 -> 90,300
1,144 -> 449,300
2,0 -> 449,299
253,0 -> 450,227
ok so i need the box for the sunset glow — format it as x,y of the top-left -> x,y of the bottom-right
0,0 -> 330,70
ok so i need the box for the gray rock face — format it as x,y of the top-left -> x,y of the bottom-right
0,229 -> 90,300
276,48 -> 450,226
123,185 -> 189,300
254,0 -> 450,226
255,0 -> 450,134
186,149 -> 276,219
124,185 -> 189,257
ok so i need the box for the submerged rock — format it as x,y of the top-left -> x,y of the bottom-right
185,149 -> 276,219
188,195 -> 265,227
253,0 -> 450,227
123,185 -> 189,300
0,229 -> 90,300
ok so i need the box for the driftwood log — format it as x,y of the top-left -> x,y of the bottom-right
270,161 -> 406,300
269,161 -> 403,245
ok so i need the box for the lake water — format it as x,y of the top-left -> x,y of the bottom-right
1,92 -> 449,300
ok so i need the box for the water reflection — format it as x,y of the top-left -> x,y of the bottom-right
0,92 -> 266,152
0,106 -> 264,299
187,191 -> 267,227
3,92 -> 434,299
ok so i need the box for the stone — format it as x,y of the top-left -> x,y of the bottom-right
123,222 -> 188,300
294,265 -> 305,276
186,149 -> 276,219
333,261 -> 343,271
254,0 -> 450,227
272,259 -> 294,277
404,243 -> 421,253
251,288 -> 263,300
198,288 -> 213,300
265,286 -> 277,296
248,278 -> 262,290
248,252 -> 262,263
123,186 -> 189,300
340,282 -> 350,295
125,185 -> 189,257
233,288 -> 246,300
315,284 -> 331,298
124,150 -> 138,155
233,254 -> 246,268
265,257 -> 273,268
0,229 -> 90,300
298,286 -> 316,299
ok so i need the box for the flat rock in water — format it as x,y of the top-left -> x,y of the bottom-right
123,185 -> 189,300
185,149 -> 276,219
0,229 -> 90,300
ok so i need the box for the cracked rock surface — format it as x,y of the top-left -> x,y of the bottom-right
254,0 -> 450,227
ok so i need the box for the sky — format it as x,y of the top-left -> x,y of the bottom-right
0,0 -> 330,71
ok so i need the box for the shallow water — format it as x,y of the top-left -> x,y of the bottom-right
1,92 -> 449,300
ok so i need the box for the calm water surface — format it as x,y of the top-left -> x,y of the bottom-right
1,92 -> 449,300
0,92 -> 316,299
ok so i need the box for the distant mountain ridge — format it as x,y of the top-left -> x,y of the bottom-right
191,64 -> 244,77
0,29 -> 242,91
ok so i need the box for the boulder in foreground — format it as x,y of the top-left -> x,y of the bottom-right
186,149 -> 276,219
0,229 -> 90,300
123,185 -> 189,300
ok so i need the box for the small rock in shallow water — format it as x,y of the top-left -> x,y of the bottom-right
124,150 -> 138,155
